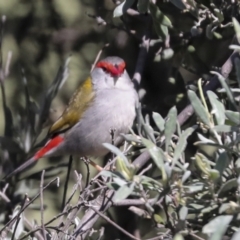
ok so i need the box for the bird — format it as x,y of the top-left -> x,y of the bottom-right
4,56 -> 138,179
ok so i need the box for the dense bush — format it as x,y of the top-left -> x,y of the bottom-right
1,0 -> 240,239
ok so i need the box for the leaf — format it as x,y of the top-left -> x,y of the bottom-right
187,90 -> 211,126
0,136 -> 22,153
225,110 -> 240,124
152,112 -> 165,132
11,205 -> 24,239
141,137 -> 167,182
184,184 -> 203,193
173,234 -> 184,240
1,84 -> 14,138
208,169 -> 220,181
197,133 -> 215,144
234,57 -> 240,89
173,126 -> 197,162
214,9 -> 224,23
100,170 -> 126,186
22,69 -> 37,133
170,0 -> 186,10
218,179 -> 238,197
214,125 -> 238,133
215,151 -> 229,176
139,175 -> 162,189
121,134 -> 141,144
181,170 -> 191,183
137,0 -> 149,13
143,122 -> 156,143
149,2 -> 172,27
179,206 -> 188,221
129,206 -> 151,218
149,2 -> 172,39
103,143 -> 129,167
113,183 -> 135,202
232,229 -> 240,240
211,71 -> 238,110
202,215 -> 232,238
164,106 -> 177,152
113,0 -> 135,18
207,91 -> 225,125
233,18 -> 240,44
161,48 -> 174,60
37,57 -> 71,132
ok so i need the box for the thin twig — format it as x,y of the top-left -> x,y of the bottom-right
24,218 -> 44,240
138,163 -> 152,176
88,205 -> 140,240
132,32 -> 150,89
82,157 -> 90,188
72,191 -> 114,238
0,191 -> 10,202
113,198 -> 155,206
4,51 -> 12,77
0,177 -> 59,234
11,217 -> 21,240
61,155 -> 73,210
91,44 -> 109,72
40,170 -> 47,240
87,14 -> 140,40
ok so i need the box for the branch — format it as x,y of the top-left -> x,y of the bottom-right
177,50 -> 239,125
88,205 -> 140,240
132,27 -> 151,89
72,191 -> 114,238
133,49 -> 239,170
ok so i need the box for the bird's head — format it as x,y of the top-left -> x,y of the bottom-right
92,56 -> 132,90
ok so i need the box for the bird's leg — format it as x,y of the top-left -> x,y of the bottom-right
82,157 -> 103,171
109,128 -> 116,170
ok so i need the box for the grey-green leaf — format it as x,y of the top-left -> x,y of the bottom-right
188,90 -> 211,126
225,110 -> 240,124
202,215 -> 232,238
11,205 -> 24,239
137,0 -> 149,13
179,206 -> 188,221
232,230 -> 240,240
141,137 -> 167,182
215,151 -> 229,176
38,57 -> 71,132
214,125 -> 237,133
113,0 -> 135,18
103,143 -> 130,167
218,179 -> 238,197
207,91 -> 225,125
113,183 -> 135,202
143,122 -> 156,143
152,112 -> 165,132
164,106 -> 177,152
173,125 -> 197,162
149,2 -> 172,27
170,0 -> 186,10
211,71 -> 238,110
233,18 -> 240,44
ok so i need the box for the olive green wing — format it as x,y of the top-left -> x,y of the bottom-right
48,77 -> 95,135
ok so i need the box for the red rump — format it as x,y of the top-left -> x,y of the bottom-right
96,61 -> 126,77
34,135 -> 64,160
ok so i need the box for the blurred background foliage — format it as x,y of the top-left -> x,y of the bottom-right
1,0 -> 240,239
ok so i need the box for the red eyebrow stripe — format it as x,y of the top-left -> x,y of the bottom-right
96,61 -> 126,76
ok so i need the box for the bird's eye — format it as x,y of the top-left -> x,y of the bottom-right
102,67 -> 107,72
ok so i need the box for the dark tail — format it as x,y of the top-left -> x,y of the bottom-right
3,157 -> 36,180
